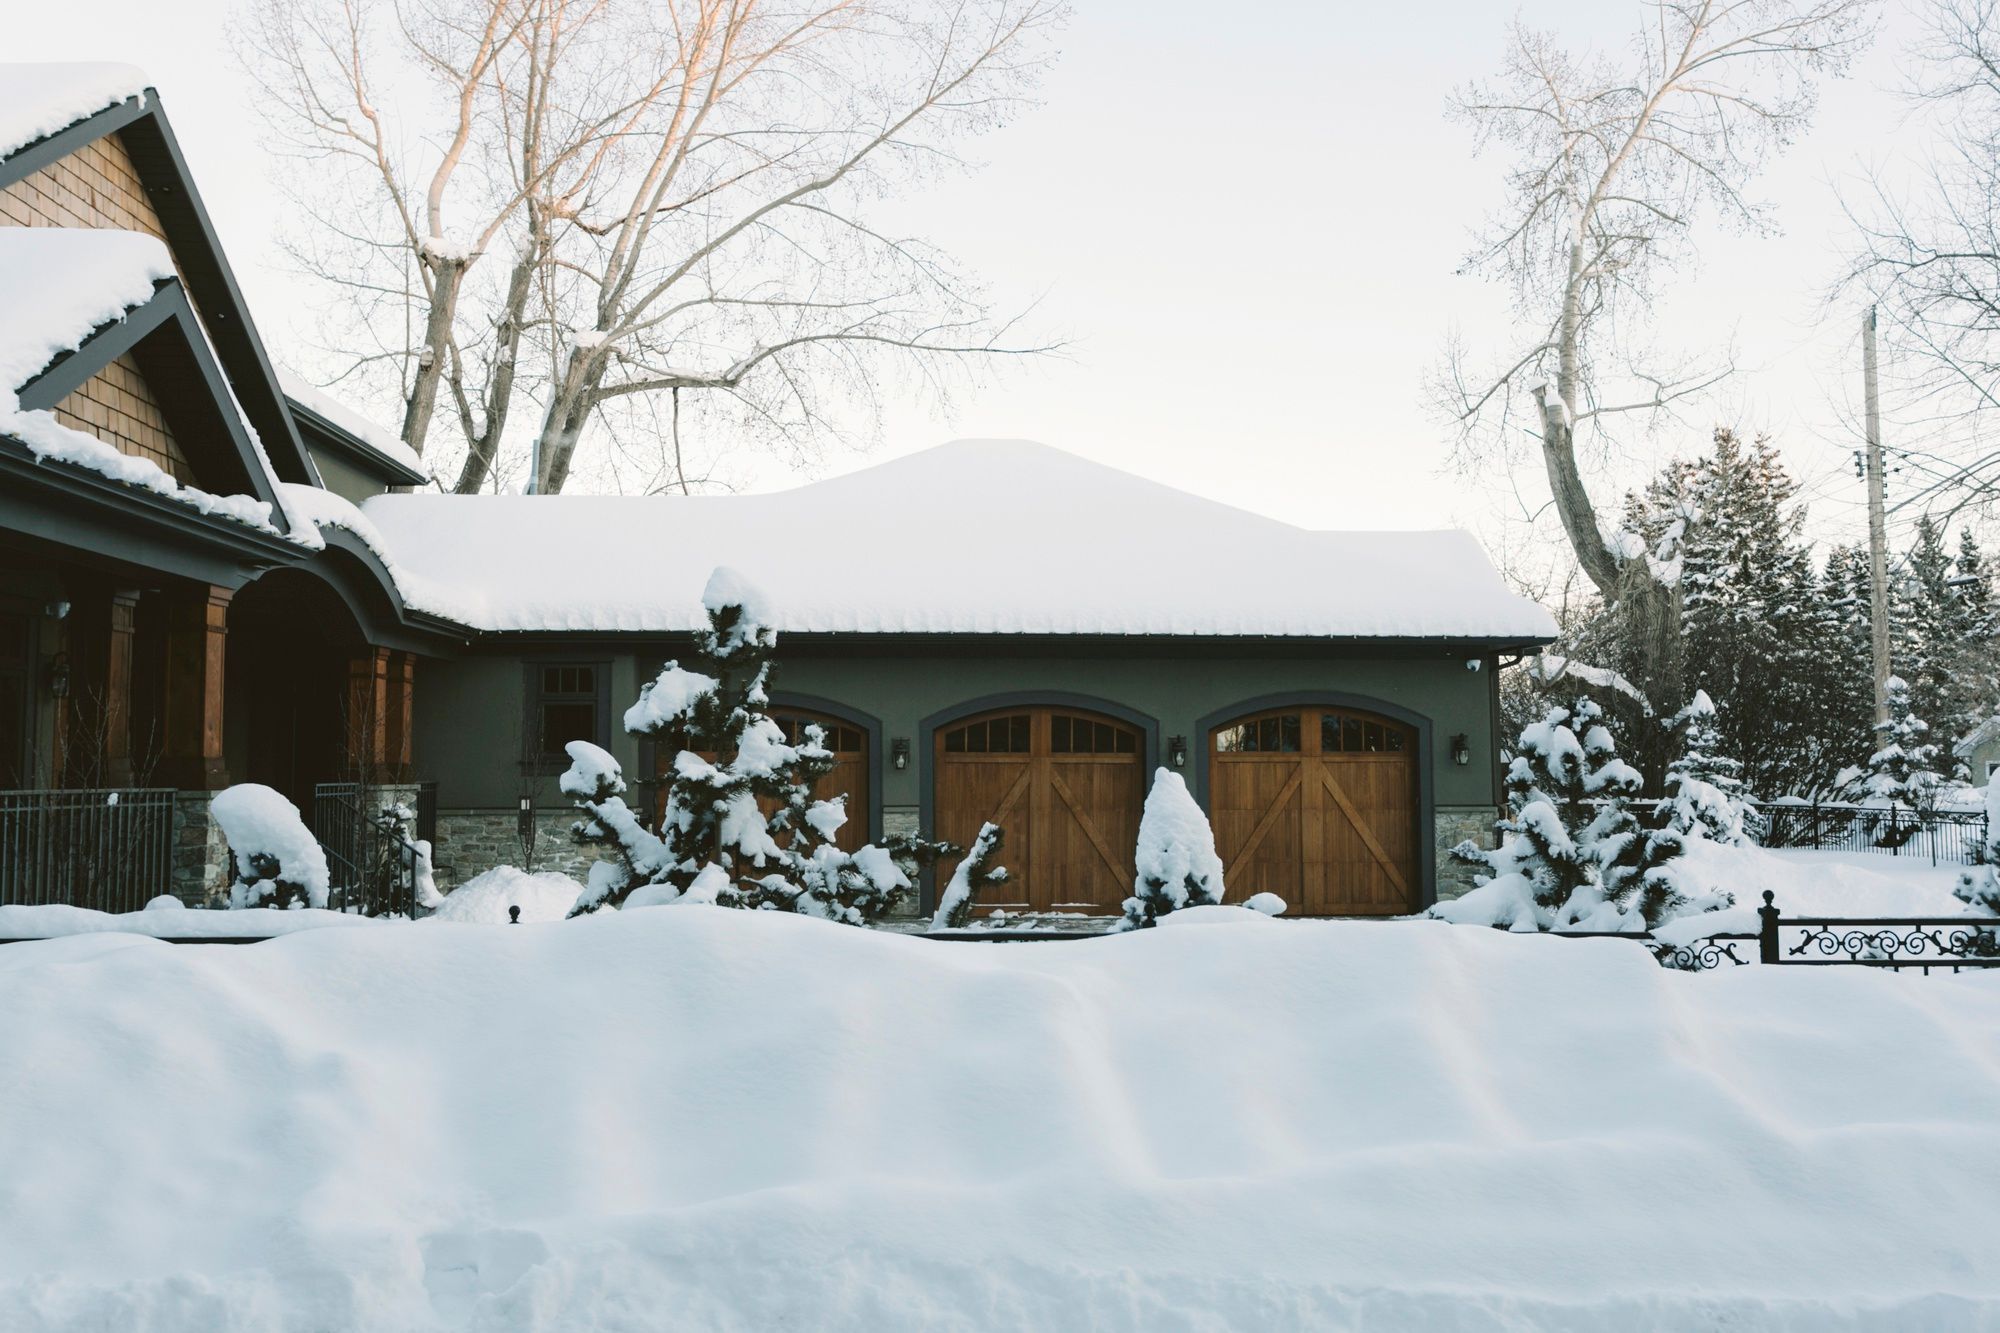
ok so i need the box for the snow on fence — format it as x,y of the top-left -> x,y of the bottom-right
0,787 -> 174,912
1751,800 -> 1987,866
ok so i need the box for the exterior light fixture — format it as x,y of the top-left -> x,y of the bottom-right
891,738 -> 910,770
1451,733 -> 1471,767
1168,735 -> 1188,768
46,653 -> 70,698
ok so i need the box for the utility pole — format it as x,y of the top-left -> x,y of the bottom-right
1864,305 -> 1891,732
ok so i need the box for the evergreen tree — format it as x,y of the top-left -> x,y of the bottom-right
1844,674 -> 1945,813
932,823 -> 1010,929
567,567 -> 912,924
1437,697 -> 1712,930
1662,691 -> 1755,845
1119,770 -> 1226,929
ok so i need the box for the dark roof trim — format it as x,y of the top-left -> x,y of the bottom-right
14,278 -> 292,533
289,396 -> 427,486
1,90 -> 325,493
0,437 -> 297,581
0,94 -> 149,191
315,527 -> 474,642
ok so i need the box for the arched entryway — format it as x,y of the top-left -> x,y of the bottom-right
226,568 -> 365,814
1207,703 -> 1421,915
932,705 -> 1147,914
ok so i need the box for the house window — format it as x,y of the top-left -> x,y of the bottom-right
527,662 -> 608,766
1987,761 -> 1999,781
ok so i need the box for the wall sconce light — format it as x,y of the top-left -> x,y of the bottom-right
1451,733 -> 1471,767
46,652 -> 70,698
45,600 -> 70,621
891,738 -> 910,770
1168,735 -> 1188,768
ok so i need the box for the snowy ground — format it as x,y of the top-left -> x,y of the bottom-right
2,894 -> 2000,1331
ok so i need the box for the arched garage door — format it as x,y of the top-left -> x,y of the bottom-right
1209,706 -> 1420,915
934,708 -> 1145,914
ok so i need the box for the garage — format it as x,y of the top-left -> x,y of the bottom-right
1208,705 -> 1420,915
932,707 -> 1146,914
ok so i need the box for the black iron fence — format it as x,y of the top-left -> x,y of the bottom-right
312,782 -> 430,918
1755,890 -> 2000,973
1752,800 -> 1987,866
0,788 -> 176,912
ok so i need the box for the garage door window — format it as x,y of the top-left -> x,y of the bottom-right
1214,713 -> 1301,753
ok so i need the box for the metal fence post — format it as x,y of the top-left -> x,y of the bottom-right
1758,890 -> 1780,965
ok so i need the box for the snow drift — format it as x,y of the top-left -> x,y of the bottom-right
2,912 -> 1999,1330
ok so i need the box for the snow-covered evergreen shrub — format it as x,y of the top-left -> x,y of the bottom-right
1119,770 -> 1225,930
1663,691 -> 1756,846
1838,676 -> 1946,843
211,783 -> 330,910
566,568 -> 913,925
1956,780 -> 2000,915
931,823 -> 1009,929
1433,697 -> 1720,931
375,799 -> 442,911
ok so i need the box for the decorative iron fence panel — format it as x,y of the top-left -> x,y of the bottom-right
312,782 -> 425,918
1750,801 -> 1987,866
0,788 -> 176,912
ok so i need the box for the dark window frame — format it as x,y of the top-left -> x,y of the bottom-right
522,659 -> 611,773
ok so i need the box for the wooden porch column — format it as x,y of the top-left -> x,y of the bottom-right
384,651 -> 415,782
345,646 -> 391,782
160,585 -> 232,790
103,588 -> 140,786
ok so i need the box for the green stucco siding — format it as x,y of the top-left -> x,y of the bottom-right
415,644 -> 1501,812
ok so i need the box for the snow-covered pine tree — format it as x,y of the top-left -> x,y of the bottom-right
1118,769 -> 1226,930
1663,690 -> 1755,845
1436,696 -> 1704,930
1844,675 -> 1946,828
567,568 -> 912,924
931,823 -> 1009,929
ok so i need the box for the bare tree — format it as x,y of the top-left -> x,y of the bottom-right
1843,0 -> 2000,518
241,0 -> 1066,495
1434,0 -> 1873,733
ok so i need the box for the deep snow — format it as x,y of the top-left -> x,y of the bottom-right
2,906 -> 1999,1331
357,440 -> 1559,639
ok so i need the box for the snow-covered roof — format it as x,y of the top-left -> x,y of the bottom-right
278,368 -> 427,475
359,440 -> 1560,640
0,226 -> 281,531
1956,716 -> 2000,759
0,63 -> 149,160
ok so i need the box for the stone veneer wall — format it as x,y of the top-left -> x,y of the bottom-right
1433,805 -> 1499,902
428,801 -> 1493,915
430,809 -> 597,889
171,791 -> 230,906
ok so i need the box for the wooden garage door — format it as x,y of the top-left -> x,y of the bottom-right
934,708 -> 1145,914
1209,706 -> 1419,915
654,709 -> 870,852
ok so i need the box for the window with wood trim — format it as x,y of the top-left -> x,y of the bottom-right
1213,712 -> 1302,753
527,661 -> 608,765
1050,713 -> 1138,754
943,713 -> 1032,754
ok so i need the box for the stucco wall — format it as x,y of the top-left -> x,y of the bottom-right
413,642 -> 1508,907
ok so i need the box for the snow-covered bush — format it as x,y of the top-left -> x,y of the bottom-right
211,783 -> 330,910
566,568 -> 912,925
428,866 -> 584,922
1662,690 -> 1756,846
1433,697 -> 1723,932
1119,770 -> 1225,930
932,822 -> 1009,929
375,799 -> 442,911
1840,675 -> 1945,813
1956,780 -> 2000,915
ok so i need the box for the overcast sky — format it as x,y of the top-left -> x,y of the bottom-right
11,0 -> 1943,556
